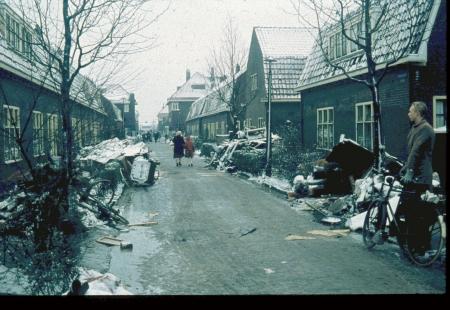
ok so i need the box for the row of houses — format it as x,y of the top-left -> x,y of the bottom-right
162,0 -> 446,169
0,2 -> 139,185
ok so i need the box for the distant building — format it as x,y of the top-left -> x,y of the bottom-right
166,70 -> 211,133
106,86 -> 139,137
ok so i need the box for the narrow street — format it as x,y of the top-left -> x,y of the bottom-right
75,141 -> 445,295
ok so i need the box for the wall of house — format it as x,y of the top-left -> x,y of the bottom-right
244,33 -> 267,127
0,68 -> 114,188
301,66 -> 412,159
271,101 -> 301,135
200,112 -> 230,142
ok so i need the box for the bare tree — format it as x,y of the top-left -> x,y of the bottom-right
6,0 -> 168,211
207,15 -> 254,136
290,0 -> 434,168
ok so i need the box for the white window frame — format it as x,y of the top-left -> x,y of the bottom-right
124,103 -> 129,113
32,111 -> 44,157
317,107 -> 334,150
433,96 -> 447,129
171,102 -> 179,111
355,102 -> 374,150
47,114 -> 59,156
3,106 -> 21,163
250,73 -> 257,91
258,117 -> 265,129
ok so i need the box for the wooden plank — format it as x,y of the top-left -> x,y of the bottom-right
285,235 -> 316,241
96,236 -> 123,246
128,221 -> 158,227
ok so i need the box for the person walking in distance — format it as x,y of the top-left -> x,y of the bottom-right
184,135 -> 195,167
172,131 -> 185,166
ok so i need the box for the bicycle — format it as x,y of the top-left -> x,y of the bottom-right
71,170 -> 128,227
362,174 -> 446,266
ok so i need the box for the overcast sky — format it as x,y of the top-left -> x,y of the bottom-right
123,0 -> 303,124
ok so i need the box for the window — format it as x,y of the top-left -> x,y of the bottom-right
329,20 -> 363,60
236,120 -> 240,130
317,107 -> 334,149
124,104 -> 129,113
258,117 -> 265,129
22,28 -> 32,58
3,106 -> 21,162
191,84 -> 206,90
433,96 -> 447,129
6,14 -> 21,51
47,114 -> 59,156
32,112 -> 44,157
355,102 -> 373,149
349,21 -> 363,52
245,118 -> 253,129
250,74 -> 257,91
6,13 -> 32,58
171,102 -> 179,111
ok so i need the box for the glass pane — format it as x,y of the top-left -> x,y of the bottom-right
318,110 -> 322,123
328,125 -> 334,146
364,123 -> 372,149
323,110 -> 328,123
364,104 -> 372,122
436,116 -> 445,128
329,109 -> 333,122
357,106 -> 363,122
357,124 -> 363,145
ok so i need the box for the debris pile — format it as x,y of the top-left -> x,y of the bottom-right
65,267 -> 132,295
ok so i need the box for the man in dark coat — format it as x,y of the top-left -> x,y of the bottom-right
172,131 -> 185,166
392,102 -> 435,255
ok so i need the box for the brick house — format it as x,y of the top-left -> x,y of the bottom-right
242,27 -> 314,135
166,70 -> 211,133
296,0 -> 446,179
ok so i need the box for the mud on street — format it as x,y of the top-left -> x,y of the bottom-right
77,141 -> 445,295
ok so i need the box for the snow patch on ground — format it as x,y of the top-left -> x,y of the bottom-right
248,175 -> 291,192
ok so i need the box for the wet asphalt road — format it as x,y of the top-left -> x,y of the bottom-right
93,141 -> 445,295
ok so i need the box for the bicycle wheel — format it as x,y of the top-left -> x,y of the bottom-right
404,209 -> 446,267
86,196 -> 129,225
362,202 -> 380,249
88,180 -> 116,207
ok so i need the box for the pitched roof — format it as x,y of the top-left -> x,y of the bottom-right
254,27 -> 315,58
186,87 -> 230,121
264,56 -> 306,100
297,0 -> 439,91
167,72 -> 211,102
0,3 -> 106,114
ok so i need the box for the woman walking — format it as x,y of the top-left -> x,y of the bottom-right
172,131 -> 185,166
184,135 -> 195,167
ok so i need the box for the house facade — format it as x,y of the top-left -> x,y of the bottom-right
185,86 -> 231,142
166,70 -> 211,133
243,27 -> 314,135
108,91 -> 139,137
296,0 -> 446,164
0,2 -> 123,189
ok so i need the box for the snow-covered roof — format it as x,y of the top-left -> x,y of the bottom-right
167,72 -> 211,102
254,27 -> 315,58
264,56 -> 306,101
297,0 -> 439,91
0,3 -> 106,114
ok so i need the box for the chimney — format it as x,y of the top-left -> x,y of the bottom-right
186,69 -> 191,82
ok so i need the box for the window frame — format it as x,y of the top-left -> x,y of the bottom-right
3,106 -> 21,163
250,73 -> 257,91
32,111 -> 44,157
316,107 -> 334,150
433,96 -> 447,129
355,101 -> 374,150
